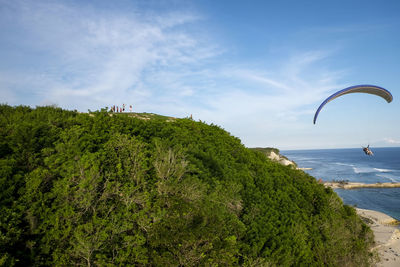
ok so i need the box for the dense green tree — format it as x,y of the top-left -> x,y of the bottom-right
0,105 -> 375,266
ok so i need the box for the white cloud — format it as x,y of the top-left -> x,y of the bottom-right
384,138 -> 400,144
0,0 -> 219,111
197,50 -> 347,122
0,1 -> 353,148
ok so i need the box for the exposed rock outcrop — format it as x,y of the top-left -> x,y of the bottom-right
268,151 -> 296,166
250,147 -> 296,167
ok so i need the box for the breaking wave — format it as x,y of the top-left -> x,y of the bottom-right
335,162 -> 355,167
353,167 -> 374,174
353,167 -> 395,174
373,168 -> 393,173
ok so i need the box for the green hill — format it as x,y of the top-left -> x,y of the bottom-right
0,105 -> 375,266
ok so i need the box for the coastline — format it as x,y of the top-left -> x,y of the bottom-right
280,149 -> 400,266
356,208 -> 400,267
279,149 -> 400,265
324,182 -> 400,189
324,180 -> 400,265
324,182 -> 400,265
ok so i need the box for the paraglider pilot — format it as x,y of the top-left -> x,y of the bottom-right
362,145 -> 373,156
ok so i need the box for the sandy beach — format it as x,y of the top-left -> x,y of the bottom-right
356,208 -> 400,267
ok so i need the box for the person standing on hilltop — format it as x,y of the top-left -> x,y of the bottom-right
129,105 -> 132,112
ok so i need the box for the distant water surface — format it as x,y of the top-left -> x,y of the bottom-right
282,147 -> 400,220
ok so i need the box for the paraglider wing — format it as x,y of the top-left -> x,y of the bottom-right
313,85 -> 393,124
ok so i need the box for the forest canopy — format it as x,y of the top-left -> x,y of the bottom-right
0,105 -> 374,266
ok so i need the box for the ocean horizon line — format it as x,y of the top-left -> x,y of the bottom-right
280,146 -> 400,152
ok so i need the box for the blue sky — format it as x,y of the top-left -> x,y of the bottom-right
1,0 -> 399,149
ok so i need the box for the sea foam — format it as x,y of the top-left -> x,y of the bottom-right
374,168 -> 393,173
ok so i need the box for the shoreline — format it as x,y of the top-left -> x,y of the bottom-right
324,181 -> 400,189
356,208 -> 400,266
282,152 -> 400,264
284,151 -> 400,265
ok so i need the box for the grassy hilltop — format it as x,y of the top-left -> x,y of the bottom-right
0,105 -> 375,266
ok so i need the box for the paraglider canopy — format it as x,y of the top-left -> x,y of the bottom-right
313,85 -> 393,124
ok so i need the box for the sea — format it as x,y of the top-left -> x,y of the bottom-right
281,147 -> 400,221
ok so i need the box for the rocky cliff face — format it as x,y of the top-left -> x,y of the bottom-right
268,151 -> 296,167
250,147 -> 297,167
